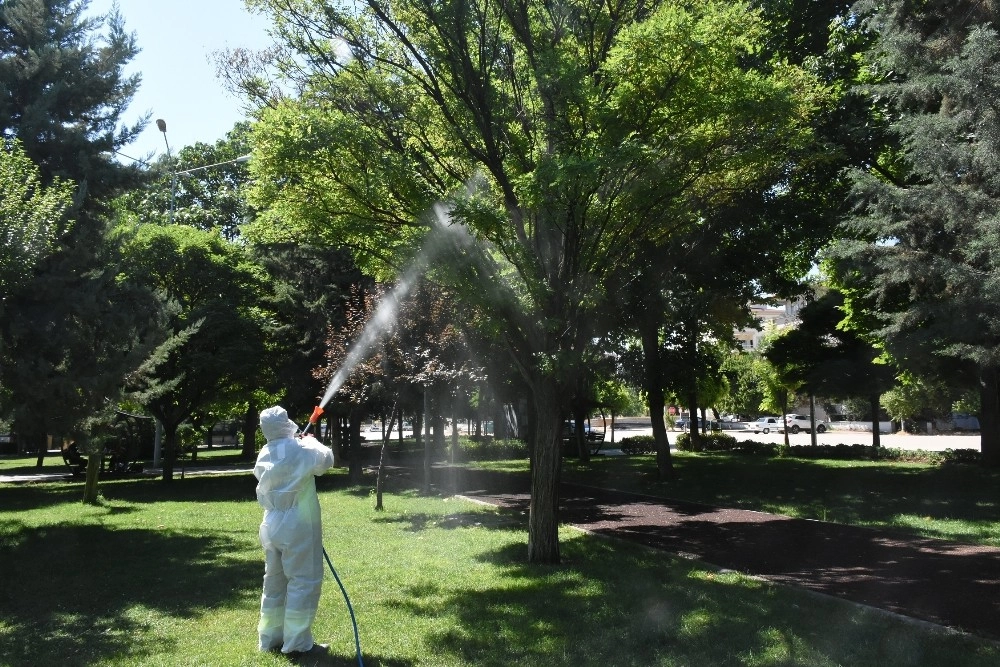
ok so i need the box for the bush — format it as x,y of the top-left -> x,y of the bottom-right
457,438 -> 528,461
676,438 -> 982,465
675,432 -> 738,453
619,435 -> 656,455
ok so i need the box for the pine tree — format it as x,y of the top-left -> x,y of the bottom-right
0,0 -> 145,197
0,0 -> 150,479
832,1 -> 1000,465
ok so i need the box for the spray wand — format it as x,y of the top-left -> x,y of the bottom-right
299,405 -> 326,437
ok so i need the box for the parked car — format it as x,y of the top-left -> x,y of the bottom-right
748,416 -> 781,434
675,416 -> 722,431
783,414 -> 828,434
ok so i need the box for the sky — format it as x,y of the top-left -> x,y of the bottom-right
86,0 -> 275,164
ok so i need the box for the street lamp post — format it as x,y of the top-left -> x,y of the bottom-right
155,119 -> 177,223
155,117 -> 250,224
148,120 -> 250,466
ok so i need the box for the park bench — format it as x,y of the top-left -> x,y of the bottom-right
61,443 -> 88,478
562,422 -> 606,455
61,441 -> 144,478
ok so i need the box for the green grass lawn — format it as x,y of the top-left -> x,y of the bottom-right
1,466 -> 999,666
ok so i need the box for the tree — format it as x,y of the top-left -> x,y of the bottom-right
765,290 -> 895,446
880,371 -> 954,432
237,0 -> 822,563
131,124 -> 254,240
718,350 -> 770,419
0,140 -> 73,299
120,224 -> 267,481
0,0 -> 148,483
830,0 -> 1000,465
0,0 -> 145,198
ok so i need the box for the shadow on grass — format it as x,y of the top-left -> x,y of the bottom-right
563,453 -> 1000,542
0,520 -> 258,667
393,532 -> 998,667
279,652 -> 412,667
0,482 -> 92,512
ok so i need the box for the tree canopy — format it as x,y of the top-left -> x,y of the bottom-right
829,0 -> 1000,464
0,140 -> 73,298
232,0 -> 827,562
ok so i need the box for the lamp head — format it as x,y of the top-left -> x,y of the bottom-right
155,118 -> 167,133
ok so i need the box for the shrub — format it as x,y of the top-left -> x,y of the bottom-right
676,432 -> 738,453
678,439 -> 982,465
458,438 -> 528,461
619,435 -> 656,455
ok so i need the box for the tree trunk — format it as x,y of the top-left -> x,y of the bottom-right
24,430 -> 46,468
527,382 -> 562,564
782,390 -> 790,448
83,447 -> 101,504
687,389 -> 699,445
979,364 -> 1000,467
240,400 -> 258,460
415,389 -> 425,448
649,395 -> 673,478
450,397 -> 459,464
638,319 -> 673,476
74,432 -> 101,504
376,408 -> 398,511
809,395 -> 817,447
348,410 -> 363,483
574,413 -> 590,462
161,426 -> 178,482
870,393 -> 882,450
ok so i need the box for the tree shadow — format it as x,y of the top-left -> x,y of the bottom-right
0,483 -> 92,511
0,521 -> 258,666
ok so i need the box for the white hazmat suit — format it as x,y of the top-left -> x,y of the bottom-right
254,406 -> 335,654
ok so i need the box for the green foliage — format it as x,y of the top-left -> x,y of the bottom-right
240,0 -> 826,382
765,290 -> 895,403
671,435 -> 983,466
828,3 -> 1000,463
0,0 -> 149,466
456,437 -> 529,461
234,0 -> 830,558
123,124 -> 254,240
0,0 -> 146,202
118,223 -> 268,477
0,141 -> 74,296
619,435 -> 656,455
717,350 -> 770,417
880,372 -> 954,422
675,431 -> 738,453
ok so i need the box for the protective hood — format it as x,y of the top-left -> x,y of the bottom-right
259,406 -> 298,441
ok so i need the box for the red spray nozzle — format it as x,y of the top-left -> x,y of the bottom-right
309,405 -> 325,424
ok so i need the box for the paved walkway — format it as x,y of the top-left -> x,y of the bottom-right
454,470 -> 1000,642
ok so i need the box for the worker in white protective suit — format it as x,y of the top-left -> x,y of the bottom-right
254,406 -> 335,658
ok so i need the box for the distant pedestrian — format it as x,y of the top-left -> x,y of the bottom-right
254,406 -> 335,659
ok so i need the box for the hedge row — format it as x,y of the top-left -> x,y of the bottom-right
620,433 -> 981,465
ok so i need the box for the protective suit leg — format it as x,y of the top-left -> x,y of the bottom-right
258,542 -> 287,650
279,531 -> 324,654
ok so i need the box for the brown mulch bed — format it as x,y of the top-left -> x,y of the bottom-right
451,468 -> 1000,642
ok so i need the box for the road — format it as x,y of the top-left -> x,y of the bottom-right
603,420 -> 981,452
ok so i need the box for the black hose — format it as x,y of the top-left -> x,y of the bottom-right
322,547 -> 364,667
